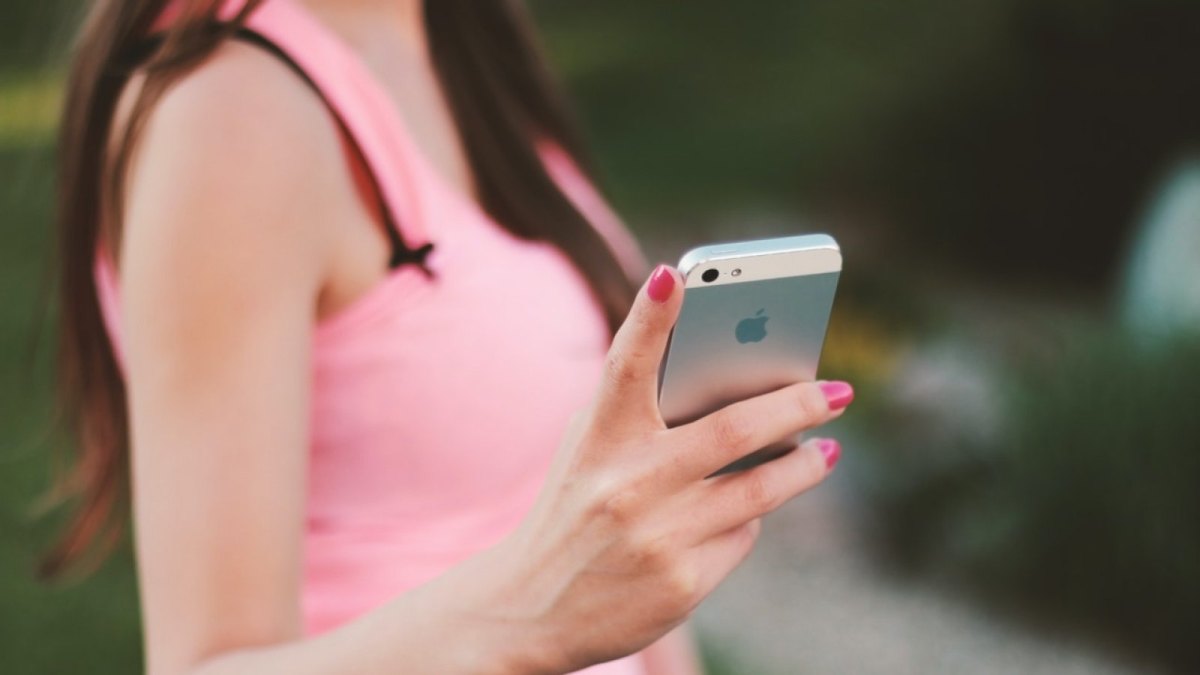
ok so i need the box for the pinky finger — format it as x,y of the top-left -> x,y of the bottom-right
692,437 -> 841,539
692,518 -> 762,599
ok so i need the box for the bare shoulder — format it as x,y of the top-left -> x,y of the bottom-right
119,38 -> 348,309
126,37 -> 345,217
137,37 -> 335,173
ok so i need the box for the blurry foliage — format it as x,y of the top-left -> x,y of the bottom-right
0,71 -> 63,146
535,0 -> 1200,293
861,1 -> 1200,290
861,328 -> 1200,673
0,0 -> 79,70
0,146 -> 144,674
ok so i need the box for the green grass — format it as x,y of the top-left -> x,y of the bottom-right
0,71 -> 62,147
0,145 -> 143,673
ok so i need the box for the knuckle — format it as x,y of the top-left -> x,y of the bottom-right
709,411 -> 755,454
593,480 -> 639,527
794,383 -> 829,423
661,561 -> 701,607
601,348 -> 640,391
761,444 -> 828,502
629,529 -> 673,570
741,471 -> 781,513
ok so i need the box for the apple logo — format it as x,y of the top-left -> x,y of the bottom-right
735,309 -> 769,344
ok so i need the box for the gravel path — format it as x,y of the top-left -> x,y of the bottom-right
692,476 -> 1156,675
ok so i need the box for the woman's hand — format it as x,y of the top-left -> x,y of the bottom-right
491,265 -> 853,672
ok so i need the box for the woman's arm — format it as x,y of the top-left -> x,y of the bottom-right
122,43 -> 560,674
120,44 -> 339,674
123,42 -> 848,675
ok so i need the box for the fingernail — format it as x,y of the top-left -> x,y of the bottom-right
818,381 -> 854,410
816,438 -> 841,469
647,264 -> 675,303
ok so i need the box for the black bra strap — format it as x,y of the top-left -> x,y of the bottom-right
229,28 -> 434,274
119,27 -> 434,274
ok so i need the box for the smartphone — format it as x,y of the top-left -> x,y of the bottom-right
658,233 -> 842,474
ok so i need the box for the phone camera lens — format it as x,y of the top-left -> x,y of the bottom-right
702,268 -> 719,283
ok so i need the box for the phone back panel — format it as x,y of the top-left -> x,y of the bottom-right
659,271 -> 840,426
657,234 -> 844,470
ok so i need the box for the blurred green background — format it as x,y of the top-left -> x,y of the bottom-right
3,0 -> 1199,673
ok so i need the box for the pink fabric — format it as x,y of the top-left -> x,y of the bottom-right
96,1 -> 647,673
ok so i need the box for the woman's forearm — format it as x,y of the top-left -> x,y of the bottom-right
188,544 -> 562,675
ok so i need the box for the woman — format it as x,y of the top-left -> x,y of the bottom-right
49,0 -> 854,672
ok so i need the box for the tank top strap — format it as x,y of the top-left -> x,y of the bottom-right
235,0 -> 435,254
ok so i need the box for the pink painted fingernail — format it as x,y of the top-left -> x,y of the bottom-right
647,265 -> 675,303
818,381 -> 855,410
816,438 -> 841,469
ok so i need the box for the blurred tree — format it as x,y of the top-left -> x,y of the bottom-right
534,0 -> 1200,294
852,0 -> 1200,291
0,0 -> 79,70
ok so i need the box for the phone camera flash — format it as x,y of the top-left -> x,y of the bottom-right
731,268 -> 742,276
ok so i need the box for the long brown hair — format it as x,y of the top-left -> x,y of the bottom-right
45,0 -> 635,577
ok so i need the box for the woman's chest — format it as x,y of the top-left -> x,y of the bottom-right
306,207 -> 610,518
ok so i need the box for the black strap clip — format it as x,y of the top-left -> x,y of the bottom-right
391,242 -> 436,278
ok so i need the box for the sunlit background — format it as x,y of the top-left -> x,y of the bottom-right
2,1 -> 1198,673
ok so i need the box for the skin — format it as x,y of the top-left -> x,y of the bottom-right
117,1 -> 848,673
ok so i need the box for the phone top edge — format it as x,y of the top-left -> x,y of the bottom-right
678,233 -> 841,288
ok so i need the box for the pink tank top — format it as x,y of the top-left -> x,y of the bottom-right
95,1 -> 647,672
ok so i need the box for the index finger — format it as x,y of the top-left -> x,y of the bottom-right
593,264 -> 683,427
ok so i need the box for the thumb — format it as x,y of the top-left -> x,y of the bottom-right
593,264 -> 684,427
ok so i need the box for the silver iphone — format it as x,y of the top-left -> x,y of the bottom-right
658,234 -> 842,474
